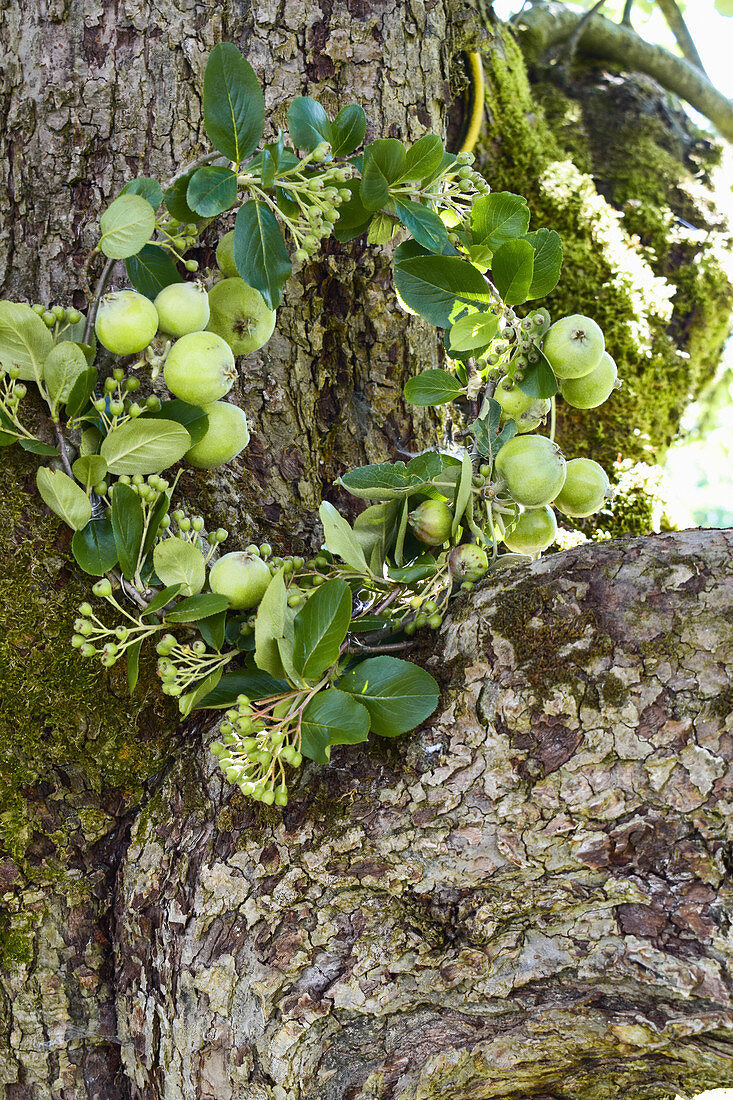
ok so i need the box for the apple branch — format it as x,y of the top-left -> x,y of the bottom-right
655,0 -> 706,74
515,1 -> 733,143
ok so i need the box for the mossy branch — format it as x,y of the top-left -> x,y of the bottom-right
515,0 -> 733,142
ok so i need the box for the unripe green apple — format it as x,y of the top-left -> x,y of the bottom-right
154,281 -> 210,338
95,290 -> 158,355
559,352 -> 618,409
542,314 -> 604,379
216,231 -> 238,278
494,434 -> 567,507
209,551 -> 272,609
185,401 -> 250,469
494,376 -> 551,433
448,543 -> 489,582
553,458 -> 610,517
164,331 -> 237,405
207,278 -> 276,355
408,500 -> 453,546
503,506 -> 557,555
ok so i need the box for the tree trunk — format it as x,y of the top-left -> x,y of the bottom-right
1,2 -> 732,1098
115,528 -> 733,1100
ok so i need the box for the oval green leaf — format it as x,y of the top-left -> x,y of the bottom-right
203,42 -> 265,163
126,244 -> 183,301
292,577 -> 352,682
336,655 -> 439,737
36,467 -> 92,531
71,518 -> 118,576
186,166 -> 238,217
153,539 -> 206,597
233,200 -> 292,310
300,689 -> 370,764
100,419 -> 191,475
404,369 -> 465,407
0,301 -> 53,382
98,194 -> 156,259
288,96 -> 333,151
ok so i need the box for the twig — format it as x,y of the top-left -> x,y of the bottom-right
53,422 -> 75,479
83,257 -> 115,344
346,638 -> 416,654
621,0 -> 634,26
163,151 -> 222,190
563,0 -> 607,69
655,0 -> 706,74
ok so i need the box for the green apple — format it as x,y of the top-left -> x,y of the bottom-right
209,551 -> 272,609
215,230 -> 238,278
560,352 -> 618,409
542,314 -> 604,379
448,543 -> 489,582
164,331 -> 237,405
494,434 -> 567,507
155,281 -> 210,337
207,278 -> 276,355
95,290 -> 158,354
408,500 -> 453,546
494,375 -> 551,433
553,458 -> 610,517
185,401 -> 250,468
503,506 -> 557,555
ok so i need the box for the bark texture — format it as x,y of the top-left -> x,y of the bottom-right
113,529 -> 733,1099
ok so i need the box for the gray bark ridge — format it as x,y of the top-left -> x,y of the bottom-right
115,529 -> 733,1100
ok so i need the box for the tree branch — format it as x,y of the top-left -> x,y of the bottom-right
621,0 -> 634,25
515,0 -> 733,143
656,0 -> 706,74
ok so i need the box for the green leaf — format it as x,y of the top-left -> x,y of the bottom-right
65,365 -> 98,418
338,462 -> 417,501
353,500 -> 399,564
387,558 -> 436,583
254,569 -> 290,679
44,342 -> 88,409
518,349 -> 559,399
523,229 -> 563,299
18,439 -> 56,455
141,585 -> 183,616
179,668 -> 223,718
332,179 -> 373,242
300,689 -> 370,763
447,312 -> 499,353
471,192 -> 530,250
100,418 -> 191,475
195,669 -> 289,709
469,398 -> 517,465
197,610 -> 227,652
72,454 -> 107,488
98,194 -> 155,259
163,170 -> 200,224
331,104 -> 367,155
452,451 -> 473,537
292,578 -> 352,681
164,592 -> 230,622
110,482 -> 144,580
420,150 -> 458,188
186,166 -> 238,217
71,519 -> 118,576
360,139 -> 407,210
126,244 -> 184,301
0,301 -> 53,383
233,200 -> 292,310
392,198 -> 450,253
203,42 -> 265,163
491,238 -> 535,306
318,501 -> 369,573
287,96 -> 332,151
715,0 -> 733,12
336,655 -> 439,736
36,467 -> 92,531
398,134 -> 444,182
393,255 -> 493,328
404,369 -> 465,407
120,177 -> 163,210
153,540 -> 206,597
139,492 -> 170,563
127,639 -> 143,694
145,399 -> 209,447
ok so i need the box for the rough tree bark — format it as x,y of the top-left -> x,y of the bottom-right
0,2 -> 732,1098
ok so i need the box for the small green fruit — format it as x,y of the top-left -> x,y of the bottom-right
553,458 -> 610,517
215,230 -> 238,278
154,281 -> 210,337
95,290 -> 158,355
207,278 -> 276,355
494,434 -> 566,507
560,352 -> 618,409
448,543 -> 489,582
185,401 -> 250,468
164,331 -> 236,405
494,375 -> 551,433
209,551 -> 272,610
408,500 -> 453,546
503,506 -> 557,555
542,315 -> 604,379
